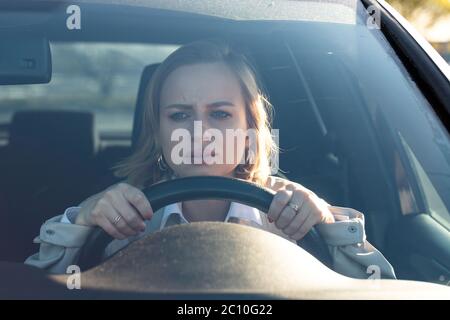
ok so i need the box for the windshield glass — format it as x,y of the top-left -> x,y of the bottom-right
0,0 -> 449,291
0,42 -> 178,140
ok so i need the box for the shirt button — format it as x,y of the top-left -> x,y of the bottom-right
348,225 -> 358,234
46,229 -> 55,236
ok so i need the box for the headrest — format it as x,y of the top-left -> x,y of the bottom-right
131,63 -> 160,150
9,110 -> 96,159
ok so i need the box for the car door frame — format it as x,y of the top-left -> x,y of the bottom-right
360,0 -> 450,284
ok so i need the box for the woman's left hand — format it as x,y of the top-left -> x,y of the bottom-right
267,180 -> 335,241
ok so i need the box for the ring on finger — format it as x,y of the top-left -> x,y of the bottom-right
288,202 -> 300,213
281,204 -> 297,225
113,215 -> 122,225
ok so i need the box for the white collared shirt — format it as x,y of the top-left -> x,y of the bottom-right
159,202 -> 262,230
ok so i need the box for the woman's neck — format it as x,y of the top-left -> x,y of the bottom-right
182,199 -> 231,222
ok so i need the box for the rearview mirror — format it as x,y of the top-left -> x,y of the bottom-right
0,37 -> 52,85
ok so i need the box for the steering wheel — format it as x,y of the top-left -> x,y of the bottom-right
78,176 -> 333,270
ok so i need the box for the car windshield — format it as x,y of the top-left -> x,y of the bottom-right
0,0 -> 449,289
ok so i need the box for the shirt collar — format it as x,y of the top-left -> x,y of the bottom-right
159,201 -> 262,230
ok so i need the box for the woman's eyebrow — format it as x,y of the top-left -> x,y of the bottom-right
163,103 -> 192,110
164,101 -> 235,109
207,101 -> 235,108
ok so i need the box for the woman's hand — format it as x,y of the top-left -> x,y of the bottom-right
266,177 -> 335,241
75,183 -> 154,240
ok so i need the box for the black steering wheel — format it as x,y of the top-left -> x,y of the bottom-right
78,176 -> 333,270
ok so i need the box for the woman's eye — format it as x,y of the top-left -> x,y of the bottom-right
169,112 -> 190,121
211,110 -> 231,119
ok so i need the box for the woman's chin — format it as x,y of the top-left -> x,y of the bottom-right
174,164 -> 235,178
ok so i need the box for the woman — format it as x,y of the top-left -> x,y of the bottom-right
25,39 -> 395,279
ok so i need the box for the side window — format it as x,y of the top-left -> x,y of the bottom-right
0,42 -> 178,146
398,133 -> 450,229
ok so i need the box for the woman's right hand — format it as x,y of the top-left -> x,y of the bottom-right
75,183 -> 154,240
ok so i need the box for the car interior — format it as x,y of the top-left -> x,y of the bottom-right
0,47 -> 359,260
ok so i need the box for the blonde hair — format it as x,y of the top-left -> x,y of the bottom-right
114,39 -> 278,188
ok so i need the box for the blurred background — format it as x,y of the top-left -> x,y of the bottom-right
386,0 -> 450,64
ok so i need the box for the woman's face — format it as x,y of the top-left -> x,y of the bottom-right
159,62 -> 248,178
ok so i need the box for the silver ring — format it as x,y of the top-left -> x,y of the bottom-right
113,215 -> 122,225
288,202 -> 300,213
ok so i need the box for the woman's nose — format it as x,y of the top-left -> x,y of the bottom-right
190,117 -> 212,139
187,119 -> 209,149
